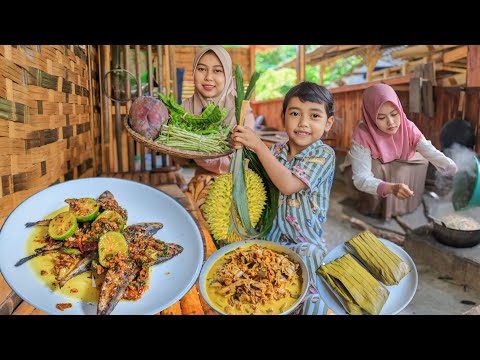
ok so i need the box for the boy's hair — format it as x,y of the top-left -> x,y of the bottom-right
282,81 -> 335,118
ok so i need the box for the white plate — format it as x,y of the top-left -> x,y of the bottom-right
317,238 -> 418,315
199,240 -> 310,315
0,177 -> 204,315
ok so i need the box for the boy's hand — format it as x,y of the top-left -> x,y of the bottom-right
231,125 -> 263,152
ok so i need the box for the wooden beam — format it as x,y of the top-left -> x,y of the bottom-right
329,74 -> 413,94
444,46 -> 468,64
296,45 -> 305,83
436,73 -> 466,87
467,45 -> 480,86
436,64 -> 467,74
391,45 -> 457,60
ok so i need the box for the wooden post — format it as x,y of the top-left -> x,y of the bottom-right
319,63 -> 325,85
147,45 -> 154,96
134,45 -> 143,98
164,45 -> 171,96
250,45 -> 256,101
467,45 -> 480,87
156,45 -> 164,93
134,45 -> 145,171
112,45 -> 123,173
296,45 -> 306,83
86,45 -> 97,175
163,45 -> 172,168
124,45 -> 135,173
99,45 -> 111,175
364,46 -> 382,82
170,45 -> 177,102
154,45 -> 164,171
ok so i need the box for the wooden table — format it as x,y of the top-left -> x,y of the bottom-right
0,183 -> 219,315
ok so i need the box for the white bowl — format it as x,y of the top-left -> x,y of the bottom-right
199,239 -> 309,315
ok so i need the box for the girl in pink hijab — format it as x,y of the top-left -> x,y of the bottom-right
340,83 -> 457,219
181,45 -> 255,175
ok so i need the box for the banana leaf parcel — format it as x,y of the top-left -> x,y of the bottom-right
345,230 -> 411,286
317,253 -> 389,315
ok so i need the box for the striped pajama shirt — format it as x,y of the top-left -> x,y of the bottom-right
265,140 -> 335,315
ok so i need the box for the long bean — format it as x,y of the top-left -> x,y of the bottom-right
155,125 -> 231,153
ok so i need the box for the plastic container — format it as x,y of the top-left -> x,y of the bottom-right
145,153 -> 152,171
452,155 -> 480,210
134,155 -> 141,172
155,154 -> 163,167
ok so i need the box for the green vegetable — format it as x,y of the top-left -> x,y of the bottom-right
243,148 -> 279,237
61,247 -> 82,255
244,71 -> 261,101
228,66 -> 264,240
93,210 -> 125,231
67,197 -> 99,222
234,65 -> 244,124
48,212 -> 78,241
98,231 -> 129,268
155,124 -> 231,153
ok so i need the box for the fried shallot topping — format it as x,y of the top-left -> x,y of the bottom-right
210,245 -> 301,311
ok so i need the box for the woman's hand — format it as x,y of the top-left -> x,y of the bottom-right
384,182 -> 414,199
231,125 -> 263,152
443,162 -> 458,177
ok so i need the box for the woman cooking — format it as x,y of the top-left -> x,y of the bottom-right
340,83 -> 457,220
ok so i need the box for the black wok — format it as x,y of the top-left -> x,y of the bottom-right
425,200 -> 480,248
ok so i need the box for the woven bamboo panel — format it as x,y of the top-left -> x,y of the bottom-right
0,45 -> 97,227
175,46 -> 252,101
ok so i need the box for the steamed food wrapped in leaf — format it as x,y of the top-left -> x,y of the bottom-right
345,231 -> 410,285
317,253 -> 389,315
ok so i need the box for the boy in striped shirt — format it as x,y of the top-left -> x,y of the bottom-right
232,81 -> 336,315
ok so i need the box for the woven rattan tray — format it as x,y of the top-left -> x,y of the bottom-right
123,117 -> 234,160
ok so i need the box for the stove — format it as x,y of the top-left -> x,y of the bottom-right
404,225 -> 480,292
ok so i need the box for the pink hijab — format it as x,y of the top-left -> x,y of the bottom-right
352,83 -> 423,163
181,45 -> 237,127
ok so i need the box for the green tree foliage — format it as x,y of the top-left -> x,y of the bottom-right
254,46 -> 363,100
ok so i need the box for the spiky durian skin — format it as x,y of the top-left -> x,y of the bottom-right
202,169 -> 267,243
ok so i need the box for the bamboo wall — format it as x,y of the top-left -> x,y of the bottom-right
251,86 -> 480,154
175,46 -> 252,102
0,45 -> 97,227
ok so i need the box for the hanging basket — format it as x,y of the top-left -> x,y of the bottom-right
123,116 -> 234,160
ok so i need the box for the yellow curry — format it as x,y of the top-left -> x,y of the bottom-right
205,244 -> 303,315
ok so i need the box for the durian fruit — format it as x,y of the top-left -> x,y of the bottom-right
317,253 -> 389,315
345,230 -> 411,285
201,169 -> 267,244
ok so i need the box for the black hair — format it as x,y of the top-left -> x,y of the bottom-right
282,81 -> 335,118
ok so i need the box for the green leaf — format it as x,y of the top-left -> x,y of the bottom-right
244,71 -> 261,101
228,148 -> 258,240
243,148 -> 278,238
234,65 -> 244,124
